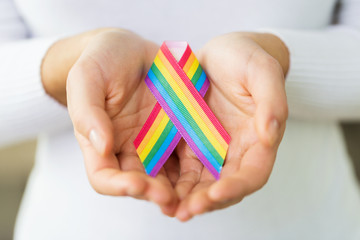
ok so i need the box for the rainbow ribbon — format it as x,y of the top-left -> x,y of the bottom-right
133,41 -> 231,179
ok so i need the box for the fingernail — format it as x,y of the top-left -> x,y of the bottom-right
89,129 -> 104,155
268,119 -> 280,146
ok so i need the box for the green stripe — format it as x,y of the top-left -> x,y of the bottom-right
151,63 -> 224,165
143,64 -> 204,168
143,120 -> 174,167
191,65 -> 203,85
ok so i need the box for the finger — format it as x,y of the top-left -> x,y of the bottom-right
208,141 -> 276,203
175,168 -> 201,201
78,134 -> 177,206
159,198 -> 179,217
175,192 -> 195,221
184,143 -> 275,218
118,152 -> 148,172
119,153 -> 179,209
163,154 -> 180,187
186,178 -> 214,214
176,186 -> 212,222
157,166 -> 180,217
247,51 -> 288,146
117,150 -> 179,210
175,175 -> 215,221
91,168 -> 176,206
145,174 -> 178,206
175,141 -> 203,200
176,183 -> 242,221
67,60 -> 114,156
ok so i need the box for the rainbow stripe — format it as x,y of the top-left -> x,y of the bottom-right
134,42 -> 230,179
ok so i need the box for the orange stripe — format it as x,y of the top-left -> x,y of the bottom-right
136,51 -> 197,156
182,52 -> 195,73
136,109 -> 166,155
157,50 -> 229,152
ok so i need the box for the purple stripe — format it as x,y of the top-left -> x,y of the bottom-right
145,76 -> 220,179
149,77 -> 210,176
199,78 -> 210,97
149,132 -> 182,177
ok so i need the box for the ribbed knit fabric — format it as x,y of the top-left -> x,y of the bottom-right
0,0 -> 71,147
267,26 -> 360,120
0,38 -> 72,147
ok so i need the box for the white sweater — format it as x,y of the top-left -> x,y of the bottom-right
0,0 -> 360,239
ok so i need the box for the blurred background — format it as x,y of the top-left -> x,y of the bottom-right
0,140 -> 36,240
0,124 -> 359,240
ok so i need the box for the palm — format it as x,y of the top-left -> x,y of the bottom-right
105,67 -> 180,185
67,31 -> 179,214
68,31 -> 287,219
174,35 -> 287,220
174,75 -> 257,195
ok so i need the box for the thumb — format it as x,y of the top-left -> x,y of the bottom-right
67,61 -> 114,156
248,53 -> 288,146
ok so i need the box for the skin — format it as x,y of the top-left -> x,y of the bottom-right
41,28 -> 289,220
174,33 -> 288,220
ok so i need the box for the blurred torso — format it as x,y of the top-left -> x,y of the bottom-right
15,0 -> 336,48
13,0 -> 360,239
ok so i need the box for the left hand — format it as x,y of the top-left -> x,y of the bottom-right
174,32 -> 289,221
64,30 -> 179,215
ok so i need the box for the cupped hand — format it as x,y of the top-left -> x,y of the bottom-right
65,30 -> 288,219
174,33 -> 289,221
66,30 -> 179,215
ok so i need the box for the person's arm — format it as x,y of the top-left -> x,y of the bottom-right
0,0 -> 71,147
263,0 -> 360,121
41,28 -> 115,105
0,4 -> 179,214
174,0 -> 360,221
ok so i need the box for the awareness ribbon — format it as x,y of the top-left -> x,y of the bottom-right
133,41 -> 231,179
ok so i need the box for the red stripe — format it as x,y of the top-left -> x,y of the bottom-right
133,102 -> 162,148
178,44 -> 192,68
160,43 -> 231,143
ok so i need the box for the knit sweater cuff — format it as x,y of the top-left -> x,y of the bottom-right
0,37 -> 72,147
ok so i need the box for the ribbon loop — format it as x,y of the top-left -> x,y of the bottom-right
134,42 -> 230,179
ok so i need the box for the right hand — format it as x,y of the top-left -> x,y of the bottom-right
62,30 -> 179,215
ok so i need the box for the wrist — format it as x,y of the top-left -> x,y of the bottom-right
41,28 -> 120,105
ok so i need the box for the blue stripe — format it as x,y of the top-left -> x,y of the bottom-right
195,71 -> 206,91
145,70 -> 207,174
147,69 -> 221,171
145,125 -> 178,174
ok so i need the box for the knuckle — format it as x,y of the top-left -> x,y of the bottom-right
262,54 -> 282,71
70,107 -> 85,132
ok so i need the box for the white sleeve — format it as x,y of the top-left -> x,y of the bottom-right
265,0 -> 360,121
0,0 -> 72,148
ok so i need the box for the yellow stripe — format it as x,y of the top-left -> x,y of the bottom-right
183,52 -> 195,73
136,109 -> 166,156
159,51 -> 229,152
137,53 -> 201,160
187,58 -> 199,79
183,56 -> 228,151
154,55 -> 227,158
139,113 -> 170,161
